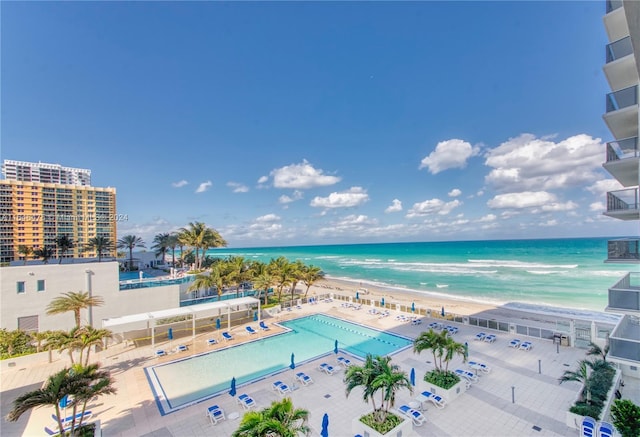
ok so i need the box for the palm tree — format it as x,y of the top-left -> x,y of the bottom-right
33,246 -> 54,264
587,341 -> 609,362
16,245 -> 33,265
300,264 -> 323,298
75,326 -> 112,366
232,397 -> 310,437
67,364 -> 116,431
178,222 -> 227,270
227,256 -> 249,296
441,335 -> 467,372
167,233 -> 179,267
253,271 -> 274,306
268,257 -> 294,303
46,328 -> 82,364
414,329 -> 447,371
345,354 -> 380,413
559,359 -> 594,403
86,236 -> 113,261
55,236 -> 74,263
46,291 -> 105,328
151,233 -> 170,264
117,235 -> 146,271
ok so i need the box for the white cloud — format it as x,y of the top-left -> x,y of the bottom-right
586,178 -> 623,196
270,159 -> 341,189
487,191 -> 557,209
478,214 -> 497,222
448,188 -> 462,197
484,133 -> 604,191
539,219 -> 558,227
406,198 -> 462,218
541,201 -> 578,212
310,187 -> 369,209
171,180 -> 188,188
226,182 -> 249,193
255,213 -> 281,223
279,190 -> 304,204
195,181 -> 212,193
589,201 -> 606,212
385,199 -> 403,213
419,139 -> 480,174
257,175 -> 269,184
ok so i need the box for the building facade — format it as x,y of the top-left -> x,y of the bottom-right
601,0 -> 640,377
2,159 -> 92,186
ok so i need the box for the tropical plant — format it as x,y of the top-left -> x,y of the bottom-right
611,399 -> 640,437
253,271 -> 274,306
33,246 -> 54,264
167,233 -> 179,266
227,256 -> 249,296
232,397 -> 310,437
74,326 -> 112,366
0,329 -> 35,359
268,257 -> 294,303
414,328 -> 465,389
86,236 -> 113,262
151,233 -> 171,263
300,264 -> 323,298
559,359 -> 593,400
55,235 -> 74,263
16,245 -> 33,265
561,358 -> 615,420
46,291 -> 105,328
587,341 -> 609,362
117,235 -> 146,271
178,222 -> 227,270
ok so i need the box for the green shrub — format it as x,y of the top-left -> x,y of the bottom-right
359,411 -> 402,434
570,402 -> 602,419
611,399 -> 640,437
424,370 -> 460,389
0,329 -> 36,360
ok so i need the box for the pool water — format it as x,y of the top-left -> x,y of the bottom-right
119,271 -> 148,281
146,314 -> 412,414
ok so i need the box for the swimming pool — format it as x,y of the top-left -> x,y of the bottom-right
145,314 -> 412,414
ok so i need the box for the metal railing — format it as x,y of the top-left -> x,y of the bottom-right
606,36 -> 633,63
606,85 -> 638,112
606,188 -> 639,212
607,239 -> 640,262
606,0 -> 623,13
606,137 -> 639,162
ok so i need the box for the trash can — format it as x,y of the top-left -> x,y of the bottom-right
553,333 -> 562,345
561,334 -> 569,346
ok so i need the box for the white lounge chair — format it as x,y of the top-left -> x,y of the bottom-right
508,339 -> 521,348
176,344 -> 188,352
474,332 -> 486,341
318,363 -> 336,375
237,393 -> 256,410
207,405 -> 225,425
272,380 -> 291,394
246,326 -> 257,335
468,361 -> 491,373
455,369 -> 479,383
295,372 -> 314,386
207,338 -> 217,346
519,341 -> 533,351
155,349 -> 167,357
337,356 -> 352,368
484,334 -> 496,343
397,405 -> 426,426
259,321 -> 270,330
222,332 -> 233,341
417,390 -> 446,409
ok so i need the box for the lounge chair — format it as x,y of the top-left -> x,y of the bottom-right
508,339 -> 521,348
519,341 -> 532,351
597,421 -> 614,437
237,393 -> 256,410
474,332 -> 486,341
484,334 -> 496,343
259,321 -> 270,331
417,390 -> 446,409
337,356 -> 352,368
428,322 -> 442,330
272,380 -> 291,394
207,405 -> 225,425
318,363 -> 336,375
455,369 -> 479,383
446,325 -> 458,335
581,416 -> 597,437
222,332 -> 233,341
397,405 -> 426,426
52,410 -> 93,426
207,338 -> 217,346
176,344 -> 188,352
295,372 -> 314,386
155,349 -> 167,357
412,319 -> 422,325
468,361 -> 491,373
246,326 -> 257,335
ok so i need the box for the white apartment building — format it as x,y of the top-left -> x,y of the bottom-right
2,159 -> 92,186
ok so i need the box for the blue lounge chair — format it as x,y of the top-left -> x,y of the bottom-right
207,338 -> 217,346
337,356 -> 352,367
509,339 -> 521,348
237,393 -> 256,410
155,349 -> 167,357
318,363 -> 336,375
207,405 -> 225,425
445,325 -> 458,335
484,334 -> 496,343
468,361 -> 491,373
259,321 -> 270,331
474,332 -> 486,341
417,390 -> 446,409
581,416 -> 597,437
246,326 -> 257,335
272,380 -> 291,394
597,421 -> 614,437
519,341 -> 533,351
455,369 -> 479,383
222,332 -> 233,341
176,344 -> 187,352
397,405 -> 426,426
295,372 -> 314,385
52,410 -> 93,426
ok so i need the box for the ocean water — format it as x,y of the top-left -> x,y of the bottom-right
209,238 -> 632,314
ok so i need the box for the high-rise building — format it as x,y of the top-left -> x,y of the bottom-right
601,0 -> 640,377
0,161 -> 116,263
2,159 -> 92,186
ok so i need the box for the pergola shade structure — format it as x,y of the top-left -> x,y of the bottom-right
102,297 -> 260,349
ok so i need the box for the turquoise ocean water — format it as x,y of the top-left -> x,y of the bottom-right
208,238 -> 632,315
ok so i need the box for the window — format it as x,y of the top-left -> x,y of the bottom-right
16,281 -> 25,294
37,280 -> 45,292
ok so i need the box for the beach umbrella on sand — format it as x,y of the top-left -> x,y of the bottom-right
321,413 -> 329,437
229,377 -> 236,397
411,302 -> 415,313
334,339 -> 338,354
410,368 -> 416,386
290,353 -> 296,370
441,306 -> 445,318
216,318 -> 221,330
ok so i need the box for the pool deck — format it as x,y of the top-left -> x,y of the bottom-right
2,300 -> 636,436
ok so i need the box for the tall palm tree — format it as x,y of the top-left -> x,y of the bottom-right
117,235 -> 146,271
178,222 -> 227,270
67,364 -> 116,431
74,326 -> 112,366
33,246 -> 54,264
227,256 -> 249,296
253,271 -> 274,305
301,264 -> 323,298
55,236 -> 74,263
46,291 -> 105,328
16,245 -> 33,265
413,329 -> 446,371
559,359 -> 596,403
587,341 -> 610,362
232,397 -> 310,437
151,233 -> 170,264
268,257 -> 294,303
167,233 -> 179,267
86,236 -> 113,262
345,354 -> 380,413
442,335 -> 467,372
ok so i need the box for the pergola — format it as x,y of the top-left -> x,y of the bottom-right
102,297 -> 260,349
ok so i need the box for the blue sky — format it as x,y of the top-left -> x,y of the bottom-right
2,1 -> 636,247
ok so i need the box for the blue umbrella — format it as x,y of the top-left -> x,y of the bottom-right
321,413 -> 329,437
290,353 -> 296,370
464,342 -> 469,359
411,302 -> 415,313
410,368 -> 416,387
229,377 -> 236,397
356,291 -> 359,300
59,395 -> 69,408
381,297 -> 385,307
334,339 -> 338,354
441,306 -> 445,318
253,311 -> 258,322
215,318 -> 221,330
167,328 -> 173,340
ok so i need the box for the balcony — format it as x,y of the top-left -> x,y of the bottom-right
608,315 -> 640,365
603,37 -> 638,91
607,239 -> 640,263
607,273 -> 640,313
604,188 -> 640,220
604,0 -> 629,42
603,137 -> 640,186
606,0 -> 623,14
603,86 -> 639,139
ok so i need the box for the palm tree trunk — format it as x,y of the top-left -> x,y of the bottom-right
54,404 -> 65,435
129,247 -> 133,271
304,285 -> 311,298
75,310 -> 81,328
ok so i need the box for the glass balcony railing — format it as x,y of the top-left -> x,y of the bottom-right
606,137 -> 639,162
606,0 -> 623,13
609,316 -> 640,362
606,188 -> 639,212
608,272 -> 640,311
608,239 -> 640,262
606,36 -> 633,63
606,85 -> 638,112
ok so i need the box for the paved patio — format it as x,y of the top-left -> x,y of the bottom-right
0,300 -> 627,436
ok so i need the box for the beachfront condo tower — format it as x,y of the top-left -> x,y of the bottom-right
601,0 -> 640,377
0,160 -> 117,263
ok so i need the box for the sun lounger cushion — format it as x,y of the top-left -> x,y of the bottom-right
246,326 -> 257,334
259,321 -> 269,330
597,421 -> 614,437
581,416 -> 596,437
318,363 -> 336,374
272,381 -> 291,394
474,332 -> 486,340
484,334 -> 496,343
207,405 -> 225,424
222,332 -> 233,341
398,405 -> 426,426
295,372 -> 314,385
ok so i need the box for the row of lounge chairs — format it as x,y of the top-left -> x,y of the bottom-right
416,390 -> 446,409
155,345 -> 187,356
581,416 -> 614,437
397,405 -> 426,426
509,339 -> 533,350
207,393 -> 258,424
45,411 -> 94,435
427,322 -> 459,334
474,332 -> 497,343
